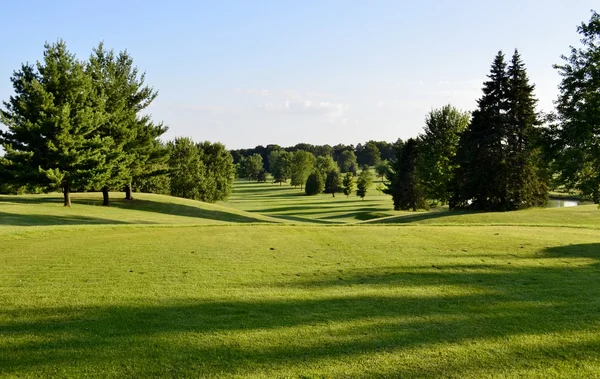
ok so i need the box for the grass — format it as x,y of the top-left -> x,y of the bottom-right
1,184 -> 600,377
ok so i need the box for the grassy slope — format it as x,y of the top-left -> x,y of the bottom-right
225,179 -> 396,223
1,225 -> 599,378
0,192 -> 281,227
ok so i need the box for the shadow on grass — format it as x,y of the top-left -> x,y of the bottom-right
1,244 -> 599,376
0,195 -> 273,224
366,209 -> 476,224
0,211 -> 134,226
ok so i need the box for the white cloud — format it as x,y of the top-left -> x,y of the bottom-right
258,100 -> 349,123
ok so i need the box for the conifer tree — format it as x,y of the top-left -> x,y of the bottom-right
0,41 -> 109,207
342,172 -> 355,198
384,138 -> 427,210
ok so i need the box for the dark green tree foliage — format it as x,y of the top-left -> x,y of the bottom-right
305,171 -> 324,195
385,138 -> 427,210
342,172 -> 355,197
290,150 -> 315,190
453,51 -> 547,210
357,141 -> 381,166
453,52 -> 510,210
0,41 -> 109,207
356,165 -> 374,200
505,51 -> 548,208
418,105 -> 470,204
337,149 -> 358,173
552,11 -> 600,202
324,170 -> 342,197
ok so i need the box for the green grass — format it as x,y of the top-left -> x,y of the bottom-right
1,185 -> 600,377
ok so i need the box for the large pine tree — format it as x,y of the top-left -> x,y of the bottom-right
0,41 -> 109,206
505,50 -> 548,209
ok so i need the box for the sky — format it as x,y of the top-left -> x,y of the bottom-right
0,1 -> 597,149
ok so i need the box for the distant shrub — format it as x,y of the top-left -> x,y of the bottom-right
305,171 -> 324,195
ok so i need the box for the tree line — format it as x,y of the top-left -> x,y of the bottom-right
0,41 -> 235,206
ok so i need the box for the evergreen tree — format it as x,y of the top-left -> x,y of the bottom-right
356,166 -> 374,200
0,41 -> 109,207
324,170 -> 342,197
342,172 -> 355,198
305,171 -> 324,195
552,11 -> 600,202
418,105 -> 470,205
505,50 -> 548,208
453,51 -> 510,210
384,138 -> 427,210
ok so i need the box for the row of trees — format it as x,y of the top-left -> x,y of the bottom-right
385,10 -> 600,211
231,140 -> 399,174
0,41 -> 235,205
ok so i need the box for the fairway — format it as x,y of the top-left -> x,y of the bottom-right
1,192 -> 600,378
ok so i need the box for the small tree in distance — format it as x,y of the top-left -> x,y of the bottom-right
305,171 -> 324,195
342,172 -> 355,198
356,166 -> 374,200
324,170 -> 342,197
375,160 -> 389,182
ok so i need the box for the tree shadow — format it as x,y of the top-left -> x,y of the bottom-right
1,244 -> 599,376
0,211 -> 134,226
366,209 -> 477,224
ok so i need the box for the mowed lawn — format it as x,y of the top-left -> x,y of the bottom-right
1,220 -> 600,377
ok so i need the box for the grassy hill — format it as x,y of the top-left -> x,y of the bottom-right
1,186 -> 599,377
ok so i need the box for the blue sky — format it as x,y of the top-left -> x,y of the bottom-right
0,1 -> 596,149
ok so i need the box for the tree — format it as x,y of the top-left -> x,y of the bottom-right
418,105 -> 470,205
324,170 -> 342,197
269,150 -> 292,185
375,160 -> 390,182
356,166 -> 374,200
315,155 -> 337,179
305,171 -> 324,195
290,150 -> 315,190
338,150 -> 358,173
342,172 -> 355,198
452,51 -> 510,211
552,10 -> 600,202
197,141 -> 235,202
504,50 -> 548,209
168,138 -> 235,203
384,138 -> 428,211
0,41 -> 109,207
361,141 -> 382,166
238,153 -> 263,181
168,137 -> 206,201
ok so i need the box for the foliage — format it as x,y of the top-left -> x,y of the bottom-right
551,10 -> 600,203
356,141 -> 381,166
305,171 -> 324,195
168,138 -> 235,203
268,150 -> 293,184
324,170 -> 342,197
384,138 -> 428,210
0,41 -> 109,206
315,155 -> 337,179
356,166 -> 374,200
453,51 -> 547,211
290,150 -> 316,190
375,160 -> 389,182
342,172 -> 355,198
238,154 -> 264,181
338,150 -> 358,173
418,105 -> 470,204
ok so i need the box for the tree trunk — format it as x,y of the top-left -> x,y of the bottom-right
63,186 -> 71,207
102,186 -> 110,207
332,193 -> 335,197
125,184 -> 134,200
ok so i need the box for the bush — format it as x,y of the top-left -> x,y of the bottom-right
305,171 -> 324,195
